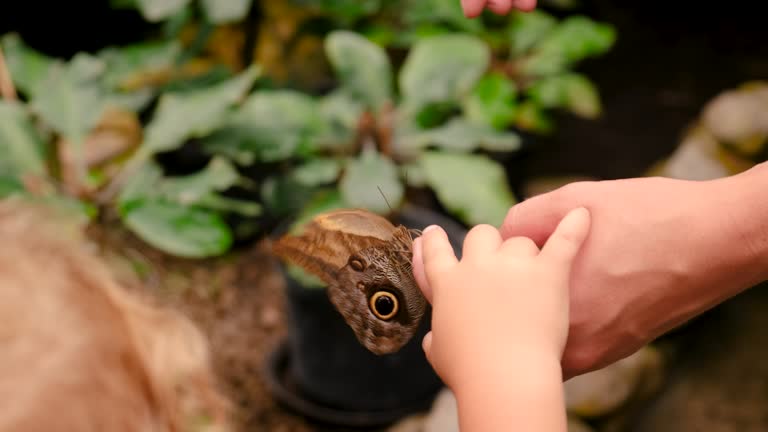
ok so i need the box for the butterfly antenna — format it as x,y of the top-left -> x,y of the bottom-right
377,186 -> 393,212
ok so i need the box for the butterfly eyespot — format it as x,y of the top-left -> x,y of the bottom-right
349,257 -> 365,271
369,291 -> 398,320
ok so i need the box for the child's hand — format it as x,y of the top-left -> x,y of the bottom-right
412,207 -> 590,389
460,0 -> 537,18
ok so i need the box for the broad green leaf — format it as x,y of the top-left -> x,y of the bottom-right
339,147 -> 403,214
117,158 -> 257,216
117,161 -> 164,212
98,40 -> 182,90
399,34 -> 490,109
421,151 -> 516,226
522,15 -> 616,76
464,73 -> 517,130
514,100 -> 554,134
0,33 -> 56,96
402,0 -> 483,33
158,157 -> 242,204
292,158 -> 341,186
507,10 -> 557,56
204,89 -> 322,163
29,53 -> 107,146
0,101 -> 48,178
527,73 -> 601,118
325,30 -> 393,111
123,200 -> 233,258
317,90 -> 364,149
141,65 -> 259,155
400,118 -> 521,153
137,0 -> 192,22
401,162 -> 427,187
201,0 -> 253,23
195,194 -> 261,216
260,175 -> 318,218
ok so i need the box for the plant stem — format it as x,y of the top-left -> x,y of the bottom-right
0,46 -> 17,101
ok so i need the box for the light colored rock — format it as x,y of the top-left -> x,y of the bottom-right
423,388 -> 460,432
564,345 -> 664,418
386,413 -> 426,432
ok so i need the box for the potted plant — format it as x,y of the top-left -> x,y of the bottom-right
255,29 -> 527,427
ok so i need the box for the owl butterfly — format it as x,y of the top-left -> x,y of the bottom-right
272,209 -> 426,355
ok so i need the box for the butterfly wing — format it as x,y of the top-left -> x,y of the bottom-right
272,209 -> 398,285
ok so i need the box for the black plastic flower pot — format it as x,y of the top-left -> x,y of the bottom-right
264,204 -> 466,428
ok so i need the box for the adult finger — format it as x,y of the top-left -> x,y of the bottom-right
462,224 -> 503,260
513,0 -> 537,11
412,237 -> 433,304
421,225 -> 458,286
461,0 -> 486,17
539,207 -> 591,267
487,0 -> 513,15
500,191 -> 572,246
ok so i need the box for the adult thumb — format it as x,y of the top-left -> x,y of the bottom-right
500,192 -> 571,246
539,207 -> 591,266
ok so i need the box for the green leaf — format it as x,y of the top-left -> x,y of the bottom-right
123,200 -> 233,258
29,53 -> 107,146
117,162 -> 164,212
118,158 -> 257,216
292,158 -> 341,186
204,89 -> 322,163
325,30 -> 393,111
399,34 -> 490,109
0,33 -> 56,96
400,118 -> 521,153
527,73 -> 601,118
201,0 -> 253,23
136,0 -> 192,22
402,0 -> 483,33
98,40 -> 182,89
157,157 -> 243,204
0,101 -> 48,178
421,151 -> 516,226
507,10 -> 557,56
316,90 -> 364,149
522,15 -> 616,76
141,65 -> 259,155
195,194 -> 261,216
464,73 -> 517,130
339,147 -> 403,214
514,100 -> 554,134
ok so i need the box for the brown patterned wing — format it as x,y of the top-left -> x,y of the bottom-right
272,209 -> 399,285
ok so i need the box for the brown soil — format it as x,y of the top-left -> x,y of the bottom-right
88,223 -> 314,432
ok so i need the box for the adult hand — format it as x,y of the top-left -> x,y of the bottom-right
460,0 -> 537,18
500,170 -> 768,379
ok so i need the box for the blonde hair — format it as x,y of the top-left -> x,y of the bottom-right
0,199 -> 231,432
